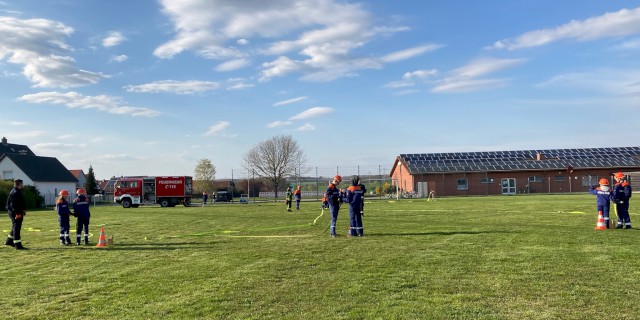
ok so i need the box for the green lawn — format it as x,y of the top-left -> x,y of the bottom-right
1,195 -> 639,319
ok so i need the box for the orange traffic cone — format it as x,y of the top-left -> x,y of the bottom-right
594,211 -> 607,230
96,228 -> 108,247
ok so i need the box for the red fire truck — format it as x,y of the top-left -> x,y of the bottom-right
114,176 -> 193,208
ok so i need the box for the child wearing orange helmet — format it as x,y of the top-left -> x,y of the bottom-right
589,178 -> 613,228
56,190 -> 72,245
73,188 -> 91,245
294,186 -> 302,210
326,175 -> 343,237
612,172 -> 633,229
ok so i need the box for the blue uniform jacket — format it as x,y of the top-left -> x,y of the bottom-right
347,184 -> 364,208
612,182 -> 632,204
326,184 -> 341,205
57,199 -> 72,217
589,186 -> 612,207
73,195 -> 91,218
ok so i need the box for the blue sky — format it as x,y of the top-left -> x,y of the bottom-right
1,0 -> 639,180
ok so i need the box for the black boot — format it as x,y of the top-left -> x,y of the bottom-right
14,242 -> 27,250
5,238 -> 14,247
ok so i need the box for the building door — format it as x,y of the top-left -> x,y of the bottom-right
501,178 -> 516,195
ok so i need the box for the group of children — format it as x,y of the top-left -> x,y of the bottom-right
286,176 -> 367,237
589,172 -> 633,229
55,188 -> 91,245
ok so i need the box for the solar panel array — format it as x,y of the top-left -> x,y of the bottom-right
400,147 -> 640,174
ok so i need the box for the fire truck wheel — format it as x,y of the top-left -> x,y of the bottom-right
122,198 -> 132,208
160,199 -> 169,207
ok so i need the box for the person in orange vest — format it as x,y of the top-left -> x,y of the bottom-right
589,178 -> 612,228
73,188 -> 91,245
347,176 -> 365,236
56,190 -> 72,245
612,172 -> 633,229
326,175 -> 343,237
294,186 -> 302,210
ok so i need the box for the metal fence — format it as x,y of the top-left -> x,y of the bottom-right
224,165 -> 395,201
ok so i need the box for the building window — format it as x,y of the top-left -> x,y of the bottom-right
554,176 -> 565,182
2,170 -> 13,180
457,178 -> 468,190
528,176 -> 542,183
582,176 -> 597,187
480,178 -> 494,184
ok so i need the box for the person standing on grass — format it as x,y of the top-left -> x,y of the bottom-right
286,186 -> 293,212
73,188 -> 91,245
294,185 -> 302,210
327,175 -> 342,237
202,191 -> 208,207
347,176 -> 365,237
5,179 -> 27,250
56,190 -> 72,245
589,178 -> 612,229
613,172 -> 632,229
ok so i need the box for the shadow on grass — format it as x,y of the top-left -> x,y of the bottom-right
369,230 -> 515,237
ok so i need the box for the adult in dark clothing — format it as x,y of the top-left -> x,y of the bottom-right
5,179 -> 27,250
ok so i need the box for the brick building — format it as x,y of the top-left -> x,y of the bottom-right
390,147 -> 640,197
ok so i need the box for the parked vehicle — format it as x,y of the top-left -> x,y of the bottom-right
114,176 -> 193,208
214,191 -> 232,203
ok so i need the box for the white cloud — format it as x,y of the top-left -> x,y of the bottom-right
102,31 -> 126,47
297,123 -> 315,131
156,0 -> 423,82
536,68 -> 640,97
204,121 -> 230,136
431,58 -> 524,93
32,142 -> 82,151
267,120 -> 292,128
273,96 -> 308,106
0,16 -> 106,88
57,134 -> 75,139
3,131 -> 47,139
215,58 -> 250,71
289,107 -> 334,120
110,55 -> 128,63
124,80 -> 221,94
18,91 -> 161,117
381,44 -> 442,63
490,7 -> 640,50
226,82 -> 254,90
9,121 -> 27,126
383,69 -> 438,89
432,78 -> 509,93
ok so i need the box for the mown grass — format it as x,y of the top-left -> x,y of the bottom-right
1,194 -> 639,319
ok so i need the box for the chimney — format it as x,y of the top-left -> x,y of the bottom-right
1,137 -> 7,146
536,153 -> 545,161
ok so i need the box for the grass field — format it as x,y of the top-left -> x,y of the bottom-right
2,194 -> 640,319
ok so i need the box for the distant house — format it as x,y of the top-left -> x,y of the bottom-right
0,136 -> 35,156
390,146 -> 640,197
70,169 -> 87,189
0,153 -> 78,206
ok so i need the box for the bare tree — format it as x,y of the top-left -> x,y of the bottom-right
243,135 -> 308,199
194,158 -> 216,194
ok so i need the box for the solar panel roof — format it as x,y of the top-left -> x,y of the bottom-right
398,147 -> 640,174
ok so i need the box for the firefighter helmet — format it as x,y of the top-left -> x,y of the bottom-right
59,190 -> 70,197
76,188 -> 87,195
614,172 -> 625,179
599,178 -> 609,185
333,175 -> 342,183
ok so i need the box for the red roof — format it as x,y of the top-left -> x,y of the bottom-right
69,169 -> 85,179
